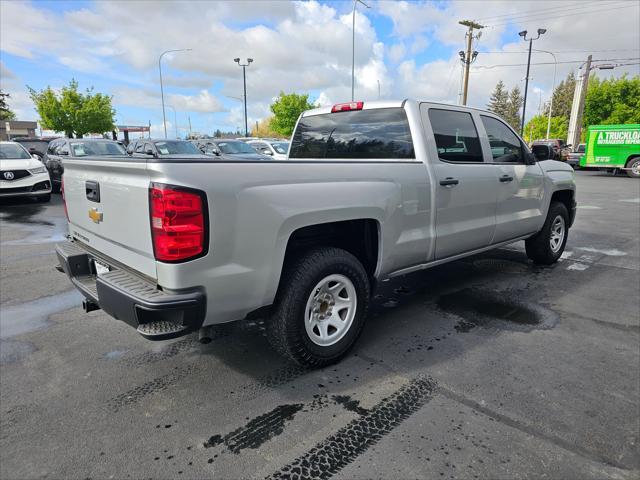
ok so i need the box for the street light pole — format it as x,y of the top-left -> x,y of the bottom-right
159,48 -> 191,139
519,28 -> 546,135
533,49 -> 557,139
352,0 -> 370,101
234,58 -> 253,137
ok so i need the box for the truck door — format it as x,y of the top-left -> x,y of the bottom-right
478,115 -> 544,243
422,106 -> 497,259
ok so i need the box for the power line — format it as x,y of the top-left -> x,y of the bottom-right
475,1 -> 593,22
471,58 -> 640,70
484,2 -> 636,27
478,49 -> 640,55
480,0 -> 625,25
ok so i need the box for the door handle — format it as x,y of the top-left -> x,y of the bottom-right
499,175 -> 514,183
439,177 -> 459,186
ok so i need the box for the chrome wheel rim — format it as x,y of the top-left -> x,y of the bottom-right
304,274 -> 357,347
550,215 -> 565,253
631,160 -> 640,176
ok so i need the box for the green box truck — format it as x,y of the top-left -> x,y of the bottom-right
579,124 -> 640,178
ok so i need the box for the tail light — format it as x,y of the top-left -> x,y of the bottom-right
331,101 -> 363,113
61,176 -> 69,221
149,183 -> 208,262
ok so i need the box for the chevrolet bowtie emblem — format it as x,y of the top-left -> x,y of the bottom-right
88,208 -> 103,224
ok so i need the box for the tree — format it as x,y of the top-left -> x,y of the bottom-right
269,92 -> 315,137
487,81 -> 509,120
27,79 -> 115,138
0,89 -> 16,121
583,74 -> 640,127
544,72 -> 576,120
504,86 -> 523,131
523,115 -> 568,143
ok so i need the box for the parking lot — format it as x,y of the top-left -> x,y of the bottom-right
0,171 -> 638,479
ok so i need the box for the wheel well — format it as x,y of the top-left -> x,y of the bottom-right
551,190 -> 575,221
626,155 -> 640,166
283,219 -> 380,281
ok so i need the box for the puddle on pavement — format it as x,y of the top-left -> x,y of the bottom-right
437,288 -> 558,333
0,289 -> 82,339
0,202 -> 51,226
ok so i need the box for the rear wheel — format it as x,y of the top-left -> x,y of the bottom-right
267,247 -> 370,367
525,201 -> 569,265
626,157 -> 640,178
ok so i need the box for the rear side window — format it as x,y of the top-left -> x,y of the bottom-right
289,108 -> 415,159
480,115 -> 523,163
428,109 -> 483,163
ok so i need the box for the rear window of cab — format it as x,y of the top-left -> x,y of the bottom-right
289,107 -> 415,159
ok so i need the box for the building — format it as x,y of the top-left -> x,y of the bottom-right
0,120 -> 38,140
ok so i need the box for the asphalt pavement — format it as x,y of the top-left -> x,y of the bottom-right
1,171 -> 638,480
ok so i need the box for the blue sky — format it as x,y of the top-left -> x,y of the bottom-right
1,0 -> 638,138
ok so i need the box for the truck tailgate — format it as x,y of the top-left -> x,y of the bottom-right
63,157 -> 156,279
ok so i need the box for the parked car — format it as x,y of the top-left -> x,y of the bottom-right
0,141 -> 52,202
127,139 -> 209,159
567,143 -> 586,169
247,139 -> 290,160
13,137 -> 51,162
45,138 -> 126,192
531,139 -> 570,161
210,139 -> 271,160
56,100 -> 576,367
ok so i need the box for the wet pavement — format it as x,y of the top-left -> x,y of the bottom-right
0,172 -> 639,479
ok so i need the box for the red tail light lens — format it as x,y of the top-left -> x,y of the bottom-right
149,183 -> 207,262
331,101 -> 363,113
61,176 -> 69,221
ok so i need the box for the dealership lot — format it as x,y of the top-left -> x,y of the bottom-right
0,172 -> 638,479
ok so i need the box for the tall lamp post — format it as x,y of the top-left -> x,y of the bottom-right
159,48 -> 191,139
533,49 -> 557,139
518,28 -> 546,135
234,58 -> 253,137
351,0 -> 370,101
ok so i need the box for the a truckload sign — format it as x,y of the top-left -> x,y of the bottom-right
596,130 -> 640,145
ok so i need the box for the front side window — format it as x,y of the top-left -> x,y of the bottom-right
290,107 -> 415,159
428,109 -> 483,163
0,143 -> 31,159
271,142 -> 289,154
480,115 -> 523,163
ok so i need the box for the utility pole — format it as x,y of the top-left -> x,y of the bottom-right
352,0 -> 370,101
567,55 -> 592,149
459,20 -> 483,106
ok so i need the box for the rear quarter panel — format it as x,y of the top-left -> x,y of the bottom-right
148,160 -> 431,325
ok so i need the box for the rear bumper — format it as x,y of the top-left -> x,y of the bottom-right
56,240 -> 206,340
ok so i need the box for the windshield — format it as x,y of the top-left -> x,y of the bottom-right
271,142 -> 289,154
0,143 -> 31,159
154,141 -> 201,155
70,141 -> 126,157
215,141 -> 257,154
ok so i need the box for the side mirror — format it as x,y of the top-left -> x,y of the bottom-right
32,154 -> 40,161
263,149 -> 273,155
145,148 -> 156,157
531,145 -> 552,161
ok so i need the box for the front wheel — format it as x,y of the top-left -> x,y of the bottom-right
267,247 -> 370,368
626,157 -> 640,178
525,201 -> 569,265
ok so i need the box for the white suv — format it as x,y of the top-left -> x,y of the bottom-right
0,141 -> 52,202
247,139 -> 290,160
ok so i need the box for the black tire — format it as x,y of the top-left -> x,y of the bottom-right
625,157 -> 640,178
267,247 -> 370,368
37,194 -> 51,203
525,201 -> 569,265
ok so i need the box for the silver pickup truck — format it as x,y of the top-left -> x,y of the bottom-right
56,100 -> 576,367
